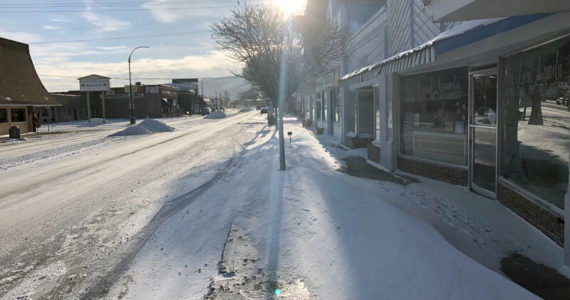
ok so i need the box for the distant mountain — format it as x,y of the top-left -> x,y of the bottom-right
200,76 -> 253,101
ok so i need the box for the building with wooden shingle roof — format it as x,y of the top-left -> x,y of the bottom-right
0,37 -> 58,136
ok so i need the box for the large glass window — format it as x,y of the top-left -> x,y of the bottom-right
0,108 -> 7,123
400,67 -> 469,165
501,36 -> 570,210
11,108 -> 27,122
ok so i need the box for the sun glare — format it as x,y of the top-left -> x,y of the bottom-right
272,0 -> 306,16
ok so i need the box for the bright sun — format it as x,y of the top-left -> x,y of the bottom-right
272,0 -> 306,16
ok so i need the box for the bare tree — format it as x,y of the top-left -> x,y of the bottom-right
212,3 -> 345,170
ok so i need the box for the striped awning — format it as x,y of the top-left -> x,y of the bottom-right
340,14 -> 549,88
340,44 -> 435,87
376,45 -> 436,76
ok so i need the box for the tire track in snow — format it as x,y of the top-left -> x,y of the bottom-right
81,123 -> 269,299
0,113 -> 263,298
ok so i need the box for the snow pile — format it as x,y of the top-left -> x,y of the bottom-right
109,119 -> 174,137
108,118 -> 541,300
204,111 -> 227,119
79,118 -> 106,127
239,108 -> 252,113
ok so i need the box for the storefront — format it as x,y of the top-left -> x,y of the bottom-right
395,34 -> 569,246
0,106 -> 31,135
497,35 -> 569,245
398,66 -> 470,185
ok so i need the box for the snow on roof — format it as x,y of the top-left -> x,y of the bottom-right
341,18 -> 504,81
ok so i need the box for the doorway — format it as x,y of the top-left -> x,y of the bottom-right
357,88 -> 374,137
469,70 -> 498,197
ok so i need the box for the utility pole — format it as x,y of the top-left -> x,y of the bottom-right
128,46 -> 149,125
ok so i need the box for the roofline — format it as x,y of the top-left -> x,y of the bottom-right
1,38 -> 55,104
0,37 -> 29,47
78,74 -> 111,80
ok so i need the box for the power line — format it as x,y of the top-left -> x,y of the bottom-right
0,5 -> 235,13
0,0 -> 268,13
28,30 -> 211,44
0,0 -> 226,7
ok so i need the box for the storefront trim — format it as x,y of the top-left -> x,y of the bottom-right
499,177 -> 564,218
498,179 -> 564,246
398,154 -> 469,186
398,153 -> 468,171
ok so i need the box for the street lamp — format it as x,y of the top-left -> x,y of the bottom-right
128,46 -> 149,124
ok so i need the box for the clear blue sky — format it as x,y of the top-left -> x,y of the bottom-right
0,0 -> 269,92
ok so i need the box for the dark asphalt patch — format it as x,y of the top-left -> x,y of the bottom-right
501,254 -> 570,300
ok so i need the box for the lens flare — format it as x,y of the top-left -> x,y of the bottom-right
272,0 -> 306,16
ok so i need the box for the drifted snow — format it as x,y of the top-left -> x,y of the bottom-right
107,118 -> 540,300
110,119 -> 174,137
205,111 -> 227,119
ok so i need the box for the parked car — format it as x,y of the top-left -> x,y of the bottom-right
260,107 -> 268,114
256,105 -> 261,110
201,107 -> 211,115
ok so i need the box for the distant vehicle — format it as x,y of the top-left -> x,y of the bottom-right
201,107 -> 211,115
260,107 -> 268,114
256,106 -> 261,110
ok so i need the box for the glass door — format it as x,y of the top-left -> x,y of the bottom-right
469,71 -> 498,197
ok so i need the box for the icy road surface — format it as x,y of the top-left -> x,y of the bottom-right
0,111 -> 263,299
1,112 -> 540,299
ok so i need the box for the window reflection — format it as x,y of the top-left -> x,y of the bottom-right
400,67 -> 469,165
501,36 -> 570,210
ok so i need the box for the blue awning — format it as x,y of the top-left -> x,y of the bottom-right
341,13 -> 552,86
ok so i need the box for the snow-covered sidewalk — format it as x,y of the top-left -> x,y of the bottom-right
107,117 -> 541,299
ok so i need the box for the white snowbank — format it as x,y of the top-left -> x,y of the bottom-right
108,117 -> 540,300
78,118 -> 106,127
204,111 -> 227,119
110,119 -> 174,137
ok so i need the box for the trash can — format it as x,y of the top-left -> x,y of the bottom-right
9,126 -> 20,139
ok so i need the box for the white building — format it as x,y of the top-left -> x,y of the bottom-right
299,0 -> 570,268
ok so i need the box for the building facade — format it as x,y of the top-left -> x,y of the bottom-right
0,37 -> 58,136
300,0 -> 570,266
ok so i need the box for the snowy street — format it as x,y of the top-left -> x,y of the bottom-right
0,111 -> 263,299
0,112 -> 549,299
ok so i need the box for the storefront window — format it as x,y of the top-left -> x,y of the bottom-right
400,67 -> 469,165
315,100 -> 321,120
0,108 -> 7,123
11,108 -> 26,122
501,36 -> 570,210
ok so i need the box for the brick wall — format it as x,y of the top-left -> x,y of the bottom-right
345,136 -> 371,149
368,143 -> 380,164
497,181 -> 564,247
398,155 -> 468,186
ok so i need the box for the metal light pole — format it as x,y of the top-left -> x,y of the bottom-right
128,46 -> 149,124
